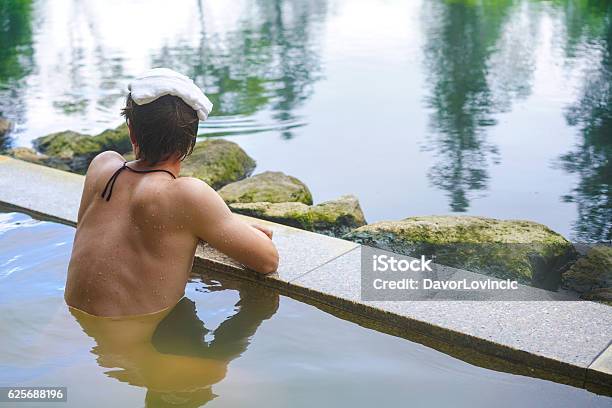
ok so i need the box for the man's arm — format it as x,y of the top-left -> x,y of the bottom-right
177,177 -> 279,274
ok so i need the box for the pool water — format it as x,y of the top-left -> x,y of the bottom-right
0,212 -> 610,407
1,0 -> 611,242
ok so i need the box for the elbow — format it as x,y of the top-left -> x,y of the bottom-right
258,247 -> 279,275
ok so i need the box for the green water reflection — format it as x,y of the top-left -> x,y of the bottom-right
0,0 -> 34,150
0,0 -> 610,241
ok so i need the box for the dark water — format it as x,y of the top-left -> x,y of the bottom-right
0,0 -> 611,242
0,211 -> 610,407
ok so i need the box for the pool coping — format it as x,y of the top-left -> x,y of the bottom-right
1,155 -> 611,395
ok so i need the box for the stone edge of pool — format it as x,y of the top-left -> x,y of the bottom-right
0,155 -> 610,395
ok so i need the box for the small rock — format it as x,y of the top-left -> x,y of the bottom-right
181,139 -> 256,189
6,147 -> 71,171
219,171 -> 313,205
562,245 -> 612,293
343,215 -> 576,288
7,147 -> 48,163
230,195 -> 366,237
0,117 -> 13,138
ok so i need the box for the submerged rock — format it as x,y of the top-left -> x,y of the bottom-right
562,245 -> 612,294
344,216 -> 576,288
181,139 -> 256,189
230,195 -> 366,237
218,171 -> 313,205
32,124 -> 131,173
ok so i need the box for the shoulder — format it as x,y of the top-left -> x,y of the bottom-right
85,150 -> 125,175
89,150 -> 125,169
82,151 -> 125,189
171,176 -> 229,216
172,176 -> 216,202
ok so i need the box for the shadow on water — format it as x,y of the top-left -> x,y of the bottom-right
0,0 -> 34,150
71,274 -> 279,408
151,0 -> 328,140
556,0 -> 612,242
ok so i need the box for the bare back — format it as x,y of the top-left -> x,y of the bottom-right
65,152 -> 198,316
65,151 -> 278,317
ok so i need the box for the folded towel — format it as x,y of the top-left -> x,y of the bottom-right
128,68 -> 213,121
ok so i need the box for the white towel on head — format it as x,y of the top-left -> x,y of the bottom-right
128,68 -> 213,121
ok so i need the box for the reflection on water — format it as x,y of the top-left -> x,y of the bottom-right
0,0 -> 34,150
421,0 -> 508,212
152,0 -> 326,139
0,0 -> 610,241
71,280 -> 278,407
558,0 -> 611,242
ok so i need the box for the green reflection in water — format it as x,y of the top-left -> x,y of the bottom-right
0,0 -> 34,149
151,0 -> 327,139
422,0 -> 522,213
0,0 -> 610,241
558,0 -> 611,242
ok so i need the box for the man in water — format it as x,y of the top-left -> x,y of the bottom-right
65,68 -> 279,317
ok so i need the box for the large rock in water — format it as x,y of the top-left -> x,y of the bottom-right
230,195 -> 366,237
218,171 -> 313,205
32,124 -> 131,173
344,216 -> 576,289
181,139 -> 256,189
562,245 -> 612,295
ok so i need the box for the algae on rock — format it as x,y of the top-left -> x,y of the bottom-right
219,171 -> 313,205
230,195 -> 366,237
344,215 -> 576,288
181,139 -> 256,189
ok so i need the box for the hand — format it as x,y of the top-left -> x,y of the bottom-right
251,224 -> 273,240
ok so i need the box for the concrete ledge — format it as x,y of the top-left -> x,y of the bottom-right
1,155 -> 611,395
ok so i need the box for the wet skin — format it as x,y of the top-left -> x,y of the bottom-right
65,149 -> 279,317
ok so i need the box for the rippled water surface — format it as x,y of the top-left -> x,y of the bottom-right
0,0 -> 611,241
1,212 -> 611,407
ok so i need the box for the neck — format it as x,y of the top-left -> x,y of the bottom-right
131,158 -> 181,177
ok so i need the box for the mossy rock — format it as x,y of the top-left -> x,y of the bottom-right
32,124 -> 131,173
230,195 -> 366,237
580,288 -> 612,305
218,171 -> 312,205
562,245 -> 612,293
94,123 -> 131,153
343,216 -> 576,289
181,139 -> 256,189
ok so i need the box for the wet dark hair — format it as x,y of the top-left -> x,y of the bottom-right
121,94 -> 199,164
